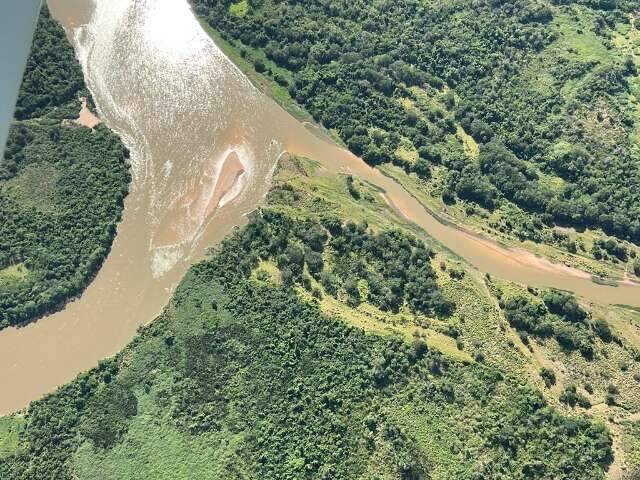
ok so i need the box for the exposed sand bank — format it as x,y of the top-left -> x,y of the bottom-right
151,149 -> 246,249
75,97 -> 100,128
206,151 -> 245,214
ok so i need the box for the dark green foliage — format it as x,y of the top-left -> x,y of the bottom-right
0,369 -> 105,479
478,140 -> 550,213
0,124 -> 130,327
345,174 -> 360,199
502,291 -> 595,358
14,6 -> 85,121
502,296 -> 554,338
540,367 -> 557,388
559,384 -> 592,409
328,222 -> 454,316
241,210 -> 454,317
0,7 -> 130,328
79,383 -> 138,449
592,318 -> 613,342
594,237 -> 628,261
606,384 -> 618,405
542,290 -> 587,323
453,165 -> 499,210
193,0 -> 640,243
0,215 -> 613,479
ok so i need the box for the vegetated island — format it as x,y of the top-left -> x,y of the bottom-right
0,5 -> 131,329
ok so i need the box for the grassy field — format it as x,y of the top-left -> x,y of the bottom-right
2,162 -> 61,213
0,416 -> 23,459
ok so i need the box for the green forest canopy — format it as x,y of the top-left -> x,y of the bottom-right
0,212 -> 613,479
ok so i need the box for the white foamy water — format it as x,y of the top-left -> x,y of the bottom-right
0,0 -> 281,414
68,0 -> 277,272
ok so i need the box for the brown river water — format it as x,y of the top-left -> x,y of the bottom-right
1,0 -> 640,415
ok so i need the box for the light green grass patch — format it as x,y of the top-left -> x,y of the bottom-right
0,416 -> 25,459
551,10 -> 613,64
0,263 -> 29,281
252,260 -> 282,284
268,160 -> 409,234
456,126 -> 479,159
394,137 -> 419,164
620,420 -> 640,476
4,162 -> 60,213
523,63 -> 556,96
389,401 -> 475,479
72,393 -> 249,480
312,287 -> 473,362
548,8 -> 619,100
228,0 -> 248,18
613,15 -> 640,61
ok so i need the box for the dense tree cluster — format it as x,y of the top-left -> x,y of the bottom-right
591,236 -> 628,261
193,0 -> 640,243
500,289 -> 611,358
326,222 -> 455,316
540,367 -> 557,387
0,214 -> 613,479
560,383 -> 592,408
0,7 -> 130,328
14,6 -> 86,120
0,124 -> 130,328
211,210 -> 455,317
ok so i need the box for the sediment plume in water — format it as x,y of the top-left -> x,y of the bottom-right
0,0 -> 279,415
1,0 -> 639,415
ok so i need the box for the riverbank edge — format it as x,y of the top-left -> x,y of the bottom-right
194,13 -> 635,293
0,6 -> 132,331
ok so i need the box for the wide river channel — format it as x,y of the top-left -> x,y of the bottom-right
1,0 -> 640,414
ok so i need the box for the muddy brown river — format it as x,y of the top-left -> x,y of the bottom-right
1,0 -> 639,415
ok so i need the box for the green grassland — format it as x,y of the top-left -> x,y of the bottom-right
0,417 -> 24,460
